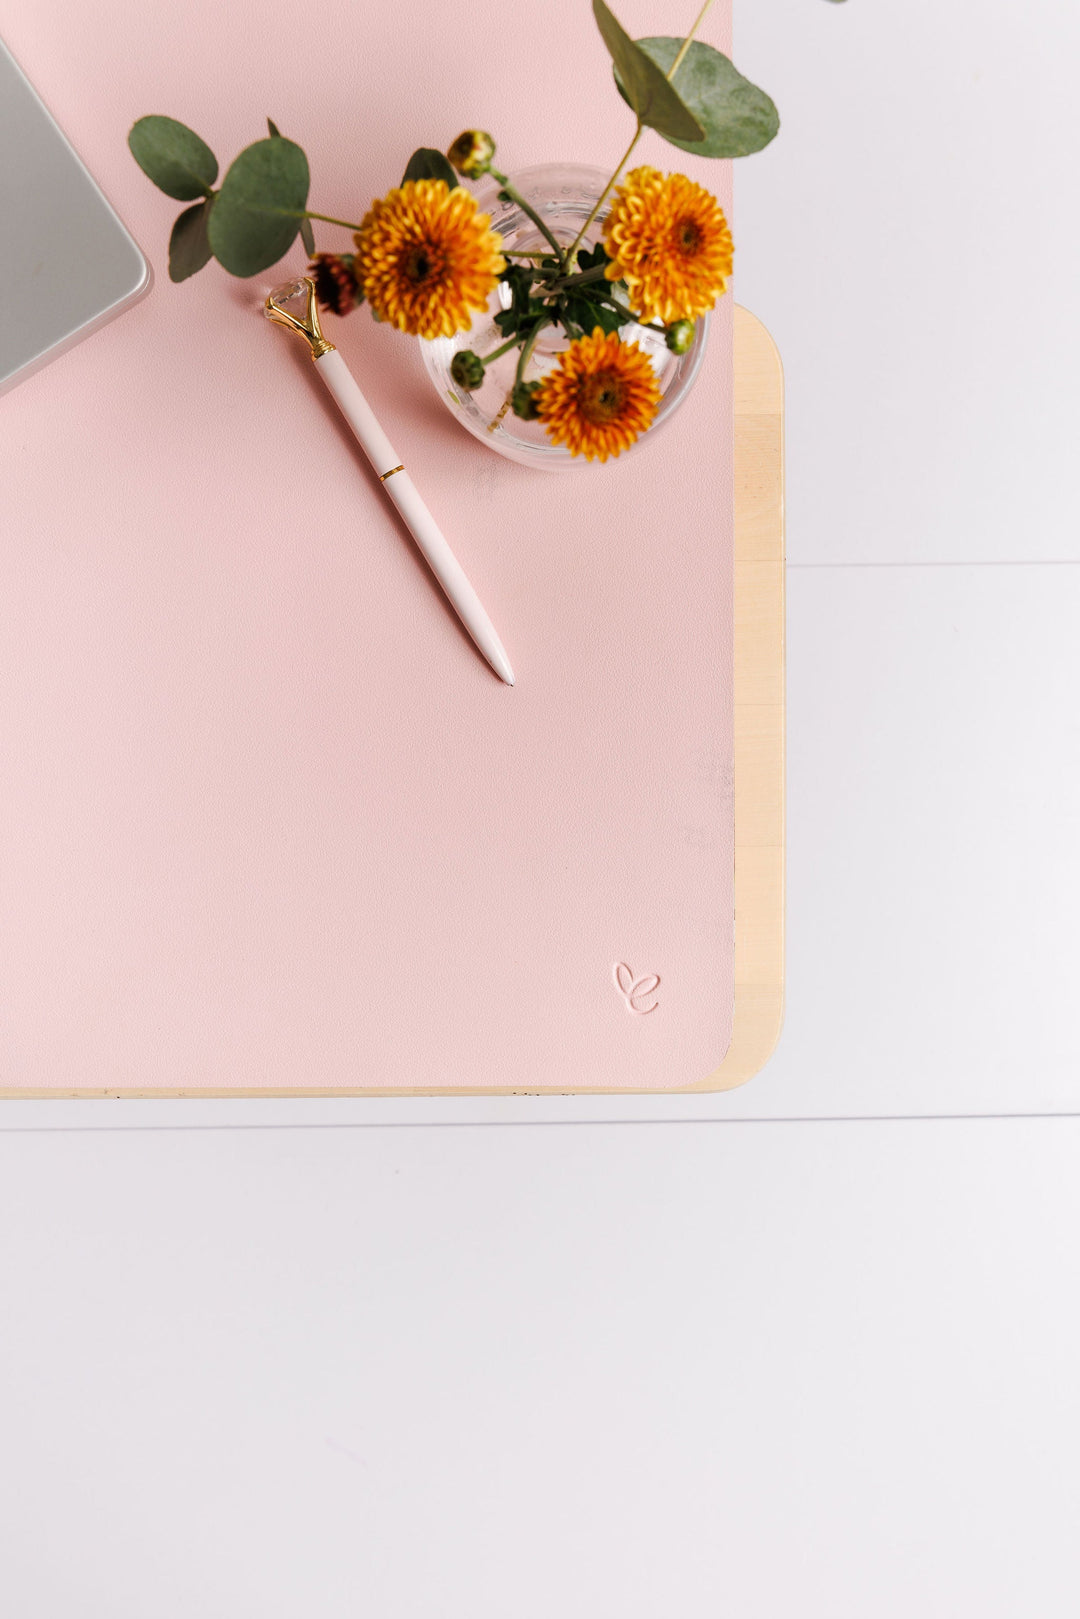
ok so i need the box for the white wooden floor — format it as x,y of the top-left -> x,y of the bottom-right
3,1 -> 1080,1613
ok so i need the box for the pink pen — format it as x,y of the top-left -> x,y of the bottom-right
265,276 -> 514,686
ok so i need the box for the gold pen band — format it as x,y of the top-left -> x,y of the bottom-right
379,464 -> 405,482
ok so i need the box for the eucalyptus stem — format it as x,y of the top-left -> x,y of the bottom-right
490,168 -> 565,260
668,0 -> 717,81
560,122 -> 642,275
558,0 -> 719,278
302,209 -> 363,232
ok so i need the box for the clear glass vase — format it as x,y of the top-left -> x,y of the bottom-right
420,163 -> 709,471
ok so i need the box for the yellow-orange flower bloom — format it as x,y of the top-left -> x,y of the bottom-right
534,328 -> 661,462
353,179 -> 505,339
603,166 -> 733,326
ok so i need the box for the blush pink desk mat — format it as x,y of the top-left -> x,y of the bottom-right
0,0 -> 734,1093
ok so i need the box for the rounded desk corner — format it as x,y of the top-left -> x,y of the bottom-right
733,304 -> 785,413
687,991 -> 786,1095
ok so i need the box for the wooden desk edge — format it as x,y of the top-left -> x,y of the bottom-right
2,306 -> 784,1101
687,305 -> 785,1091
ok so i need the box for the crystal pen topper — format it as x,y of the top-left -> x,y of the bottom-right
264,277 -> 515,687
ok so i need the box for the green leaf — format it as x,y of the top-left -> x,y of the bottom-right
592,0 -> 704,143
128,116 -> 218,201
493,264 -> 546,337
562,290 -> 632,336
623,38 -> 779,157
401,148 -> 458,190
168,198 -> 214,281
592,304 -> 634,335
207,136 -> 310,277
575,242 -> 610,273
267,120 -> 315,252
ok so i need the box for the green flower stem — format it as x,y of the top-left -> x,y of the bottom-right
547,264 -> 611,293
514,318 -> 552,388
489,168 -> 565,260
479,335 -> 521,365
487,315 -> 551,435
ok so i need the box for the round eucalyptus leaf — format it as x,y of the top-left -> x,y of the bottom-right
168,199 -> 213,282
207,137 -> 310,277
622,39 -> 779,158
266,120 -> 316,251
593,0 -> 704,144
128,116 -> 218,201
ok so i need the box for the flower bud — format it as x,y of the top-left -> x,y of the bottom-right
308,252 -> 362,316
447,130 -> 497,180
511,380 -> 542,421
451,349 -> 486,391
665,319 -> 695,356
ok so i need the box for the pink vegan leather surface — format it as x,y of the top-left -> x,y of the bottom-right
0,0 -> 734,1091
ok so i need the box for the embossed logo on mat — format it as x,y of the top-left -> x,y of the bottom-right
613,962 -> 660,1016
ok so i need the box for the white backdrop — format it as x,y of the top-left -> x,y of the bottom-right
2,1120 -> 1079,1617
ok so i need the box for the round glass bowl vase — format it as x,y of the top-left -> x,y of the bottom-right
420,163 -> 708,471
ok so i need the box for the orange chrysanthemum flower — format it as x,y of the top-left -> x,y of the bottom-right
534,328 -> 661,462
353,179 -> 505,339
603,166 -> 733,326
